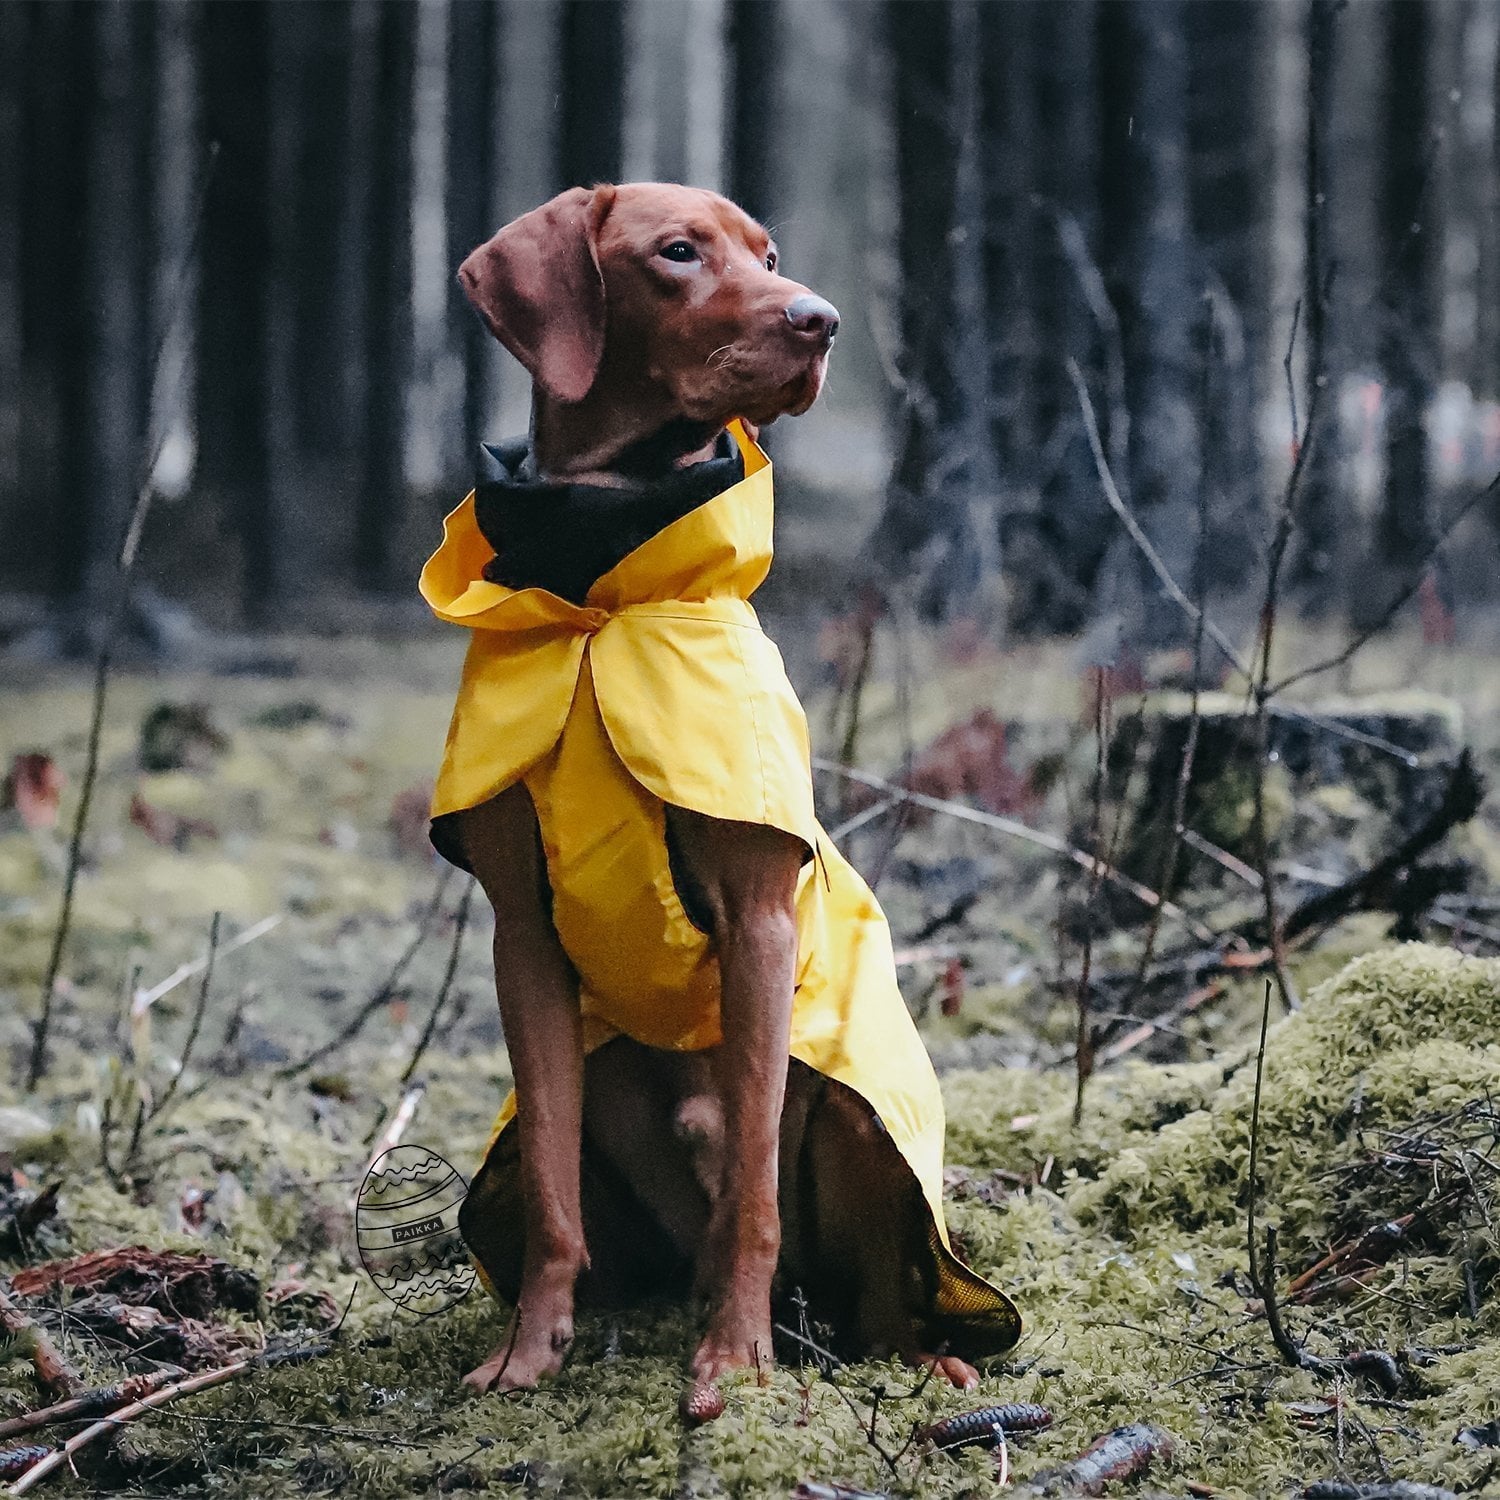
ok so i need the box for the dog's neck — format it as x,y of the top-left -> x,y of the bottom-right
529,342 -> 726,484
532,402 -> 723,486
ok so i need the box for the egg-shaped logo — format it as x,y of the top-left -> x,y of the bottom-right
356,1145 -> 475,1315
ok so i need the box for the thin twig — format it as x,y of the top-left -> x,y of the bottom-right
1269,472 -> 1500,697
131,913 -> 280,1017
139,912 -> 220,1136
281,869 -> 454,1079
400,880 -> 474,1085
1246,979 -> 1272,1304
26,143 -> 221,1093
357,1084 -> 426,1197
1247,303 -> 1327,1016
1051,204 -> 1131,501
1068,357 -> 1248,680
813,757 -> 1217,943
826,795 -> 901,844
1072,668 -> 1110,1126
1125,303 -> 1216,1009
1244,981 -> 1325,1373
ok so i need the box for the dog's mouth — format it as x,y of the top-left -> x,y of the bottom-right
734,356 -> 826,426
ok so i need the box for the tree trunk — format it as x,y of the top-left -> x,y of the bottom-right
1292,0 -> 1341,600
86,0 -> 150,596
558,0 -> 625,189
871,0 -> 996,621
448,0 -> 502,468
979,0 -> 1037,491
356,0 -> 416,593
1185,0 -> 1264,587
1373,0 -> 1437,595
0,0 -> 27,560
198,0 -> 274,615
18,2 -> 94,600
725,0 -> 779,222
1096,0 -> 1202,644
290,0 -> 354,465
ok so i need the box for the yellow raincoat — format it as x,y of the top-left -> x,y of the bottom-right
421,422 -> 1018,1352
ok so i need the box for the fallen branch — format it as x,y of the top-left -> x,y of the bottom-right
0,1370 -> 181,1442
1030,1423 -> 1175,1496
813,758 -> 1216,943
7,1342 -> 328,1495
1278,750 -> 1485,943
0,1289 -> 82,1402
1098,980 -> 1227,1064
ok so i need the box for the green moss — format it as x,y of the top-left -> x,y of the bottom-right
3,653 -> 1498,1497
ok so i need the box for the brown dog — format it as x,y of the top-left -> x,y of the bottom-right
444,184 -> 997,1396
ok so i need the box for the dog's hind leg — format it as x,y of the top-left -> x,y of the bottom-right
458,785 -> 588,1392
804,1083 -> 980,1391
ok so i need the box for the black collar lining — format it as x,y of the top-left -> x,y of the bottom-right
473,430 -> 745,605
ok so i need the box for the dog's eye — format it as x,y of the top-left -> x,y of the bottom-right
765,252 -> 777,272
660,241 -> 698,263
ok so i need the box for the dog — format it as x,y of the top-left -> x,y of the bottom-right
421,183 -> 1018,1399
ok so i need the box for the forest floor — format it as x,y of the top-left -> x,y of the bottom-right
0,623 -> 1498,1498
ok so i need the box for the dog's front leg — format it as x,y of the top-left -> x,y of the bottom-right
458,786 -> 588,1392
667,808 -> 802,1384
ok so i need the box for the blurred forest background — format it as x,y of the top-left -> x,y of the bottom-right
2,0 -> 1499,654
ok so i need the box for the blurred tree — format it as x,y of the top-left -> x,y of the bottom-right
289,0 -> 354,466
448,0 -> 502,467
16,3 -> 89,599
559,0 -> 625,188
726,0 -> 780,223
872,0 -> 997,620
996,0 -> 1112,633
1097,0 -> 1202,641
1185,0 -> 1264,585
1292,0 -> 1341,601
980,0 -> 1038,493
1372,0 -> 1437,601
356,0 -> 416,594
198,0 -> 274,614
129,4 -> 158,451
88,0 -> 151,594
0,1 -> 27,570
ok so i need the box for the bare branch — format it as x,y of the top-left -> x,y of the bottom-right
813,756 -> 1217,944
27,143 -> 221,1091
1067,357 -> 1250,678
1269,472 -> 1500,697
400,880 -> 475,1085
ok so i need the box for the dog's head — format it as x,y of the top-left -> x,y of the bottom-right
459,183 -> 838,439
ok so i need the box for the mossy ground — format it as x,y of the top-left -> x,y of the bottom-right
1,634 -> 1498,1497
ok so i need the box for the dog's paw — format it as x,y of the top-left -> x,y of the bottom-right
916,1351 -> 980,1391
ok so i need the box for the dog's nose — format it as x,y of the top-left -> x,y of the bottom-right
786,294 -> 840,347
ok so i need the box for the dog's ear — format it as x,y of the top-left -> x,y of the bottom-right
458,185 -> 617,404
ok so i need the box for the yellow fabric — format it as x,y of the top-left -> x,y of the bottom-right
422,422 -> 1019,1347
